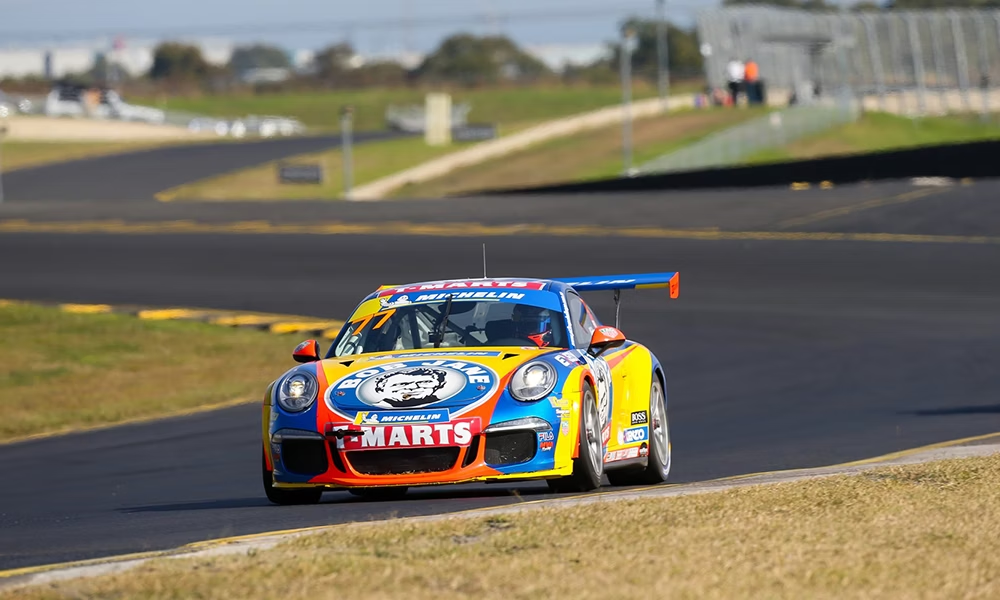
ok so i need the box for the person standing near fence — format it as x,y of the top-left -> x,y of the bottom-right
744,57 -> 760,105
727,58 -> 745,106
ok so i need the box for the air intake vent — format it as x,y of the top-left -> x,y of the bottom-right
281,439 -> 328,476
347,448 -> 460,475
485,431 -> 536,466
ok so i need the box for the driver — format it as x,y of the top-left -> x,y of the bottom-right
511,304 -> 555,348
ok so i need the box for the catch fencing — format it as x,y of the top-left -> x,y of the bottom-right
696,6 -> 1000,116
640,101 -> 859,174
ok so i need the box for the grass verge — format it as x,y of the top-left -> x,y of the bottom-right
0,302 -> 296,441
0,141 -> 176,172
133,85 -> 680,132
158,136 -> 472,201
9,454 -> 1000,598
394,107 -> 766,198
745,112 -> 1000,164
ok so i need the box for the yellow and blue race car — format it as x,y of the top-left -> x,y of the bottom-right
262,272 -> 679,504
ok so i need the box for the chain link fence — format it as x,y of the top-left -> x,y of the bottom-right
640,100 -> 859,174
697,6 -> 1000,116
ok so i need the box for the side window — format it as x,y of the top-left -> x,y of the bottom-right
566,293 -> 597,348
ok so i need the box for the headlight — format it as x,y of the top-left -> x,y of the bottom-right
277,372 -> 318,413
509,361 -> 557,402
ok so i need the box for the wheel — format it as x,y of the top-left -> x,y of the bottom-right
547,385 -> 604,493
607,379 -> 671,486
262,450 -> 323,505
348,487 -> 409,501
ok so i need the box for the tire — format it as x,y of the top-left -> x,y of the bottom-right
347,487 -> 409,501
607,379 -> 671,486
262,450 -> 323,505
547,385 -> 604,493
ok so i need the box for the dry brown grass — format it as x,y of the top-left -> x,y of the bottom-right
394,108 -> 763,198
0,303 -> 298,440
12,454 -> 1000,599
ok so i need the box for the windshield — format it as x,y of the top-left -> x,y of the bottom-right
333,300 -> 568,357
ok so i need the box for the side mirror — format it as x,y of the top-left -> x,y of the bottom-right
588,326 -> 626,357
292,339 -> 321,363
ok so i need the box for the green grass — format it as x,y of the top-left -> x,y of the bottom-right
745,112 -> 1000,164
134,85 -> 667,132
158,136 -> 473,201
0,302 -> 298,440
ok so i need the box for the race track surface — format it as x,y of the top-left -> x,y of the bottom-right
1,131 -> 405,203
0,180 -> 998,570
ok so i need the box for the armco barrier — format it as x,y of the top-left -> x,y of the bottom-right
487,140 -> 1000,195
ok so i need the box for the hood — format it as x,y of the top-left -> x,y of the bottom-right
320,348 -> 554,420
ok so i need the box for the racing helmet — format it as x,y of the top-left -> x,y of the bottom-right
511,304 -> 554,347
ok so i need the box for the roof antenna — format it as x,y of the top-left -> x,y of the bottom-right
482,243 -> 488,279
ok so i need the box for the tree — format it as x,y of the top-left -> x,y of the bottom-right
607,19 -> 704,81
722,0 -> 837,9
311,43 -> 356,82
149,43 -> 211,80
850,1 -> 883,11
414,34 -> 552,86
228,44 -> 291,75
887,0 -> 1000,7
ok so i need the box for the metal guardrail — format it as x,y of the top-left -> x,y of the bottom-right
639,101 -> 860,174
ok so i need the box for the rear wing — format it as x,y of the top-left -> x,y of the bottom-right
552,272 -> 679,299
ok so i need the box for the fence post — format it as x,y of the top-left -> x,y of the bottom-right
656,0 -> 671,106
975,13 -> 992,120
950,11 -> 973,112
907,14 -> 928,116
929,14 -> 949,114
864,15 -> 888,112
620,27 -> 636,176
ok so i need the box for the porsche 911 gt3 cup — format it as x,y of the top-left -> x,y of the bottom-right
262,272 -> 679,504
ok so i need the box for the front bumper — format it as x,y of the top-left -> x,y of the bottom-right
268,424 -> 570,489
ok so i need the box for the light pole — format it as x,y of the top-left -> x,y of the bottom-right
340,106 -> 354,199
0,114 -> 7,205
656,0 -> 670,105
621,27 -> 638,176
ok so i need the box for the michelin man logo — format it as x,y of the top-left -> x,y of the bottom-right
379,295 -> 411,309
329,360 -> 498,413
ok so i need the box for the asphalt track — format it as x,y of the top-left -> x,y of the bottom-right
1,180 -> 999,571
1,131 -> 406,203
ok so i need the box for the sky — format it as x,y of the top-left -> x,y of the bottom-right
0,0 -> 725,54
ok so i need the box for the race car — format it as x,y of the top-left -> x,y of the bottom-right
262,272 -> 679,504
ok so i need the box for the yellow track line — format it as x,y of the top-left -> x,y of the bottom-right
774,188 -> 943,230
1,219 -> 998,245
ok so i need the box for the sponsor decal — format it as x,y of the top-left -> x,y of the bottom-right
554,350 -> 583,368
411,291 -> 526,303
540,441 -> 554,452
548,396 -> 570,409
378,280 -> 547,297
630,410 -> 648,426
554,408 -> 570,417
561,421 -> 571,435
561,279 -> 638,288
599,327 -> 619,338
379,295 -> 412,309
353,410 -> 450,426
328,359 -> 498,411
364,351 -> 503,362
639,442 -> 649,458
341,418 -> 480,450
604,447 -> 640,463
581,354 -> 613,429
537,430 -> 555,442
617,426 -> 648,445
